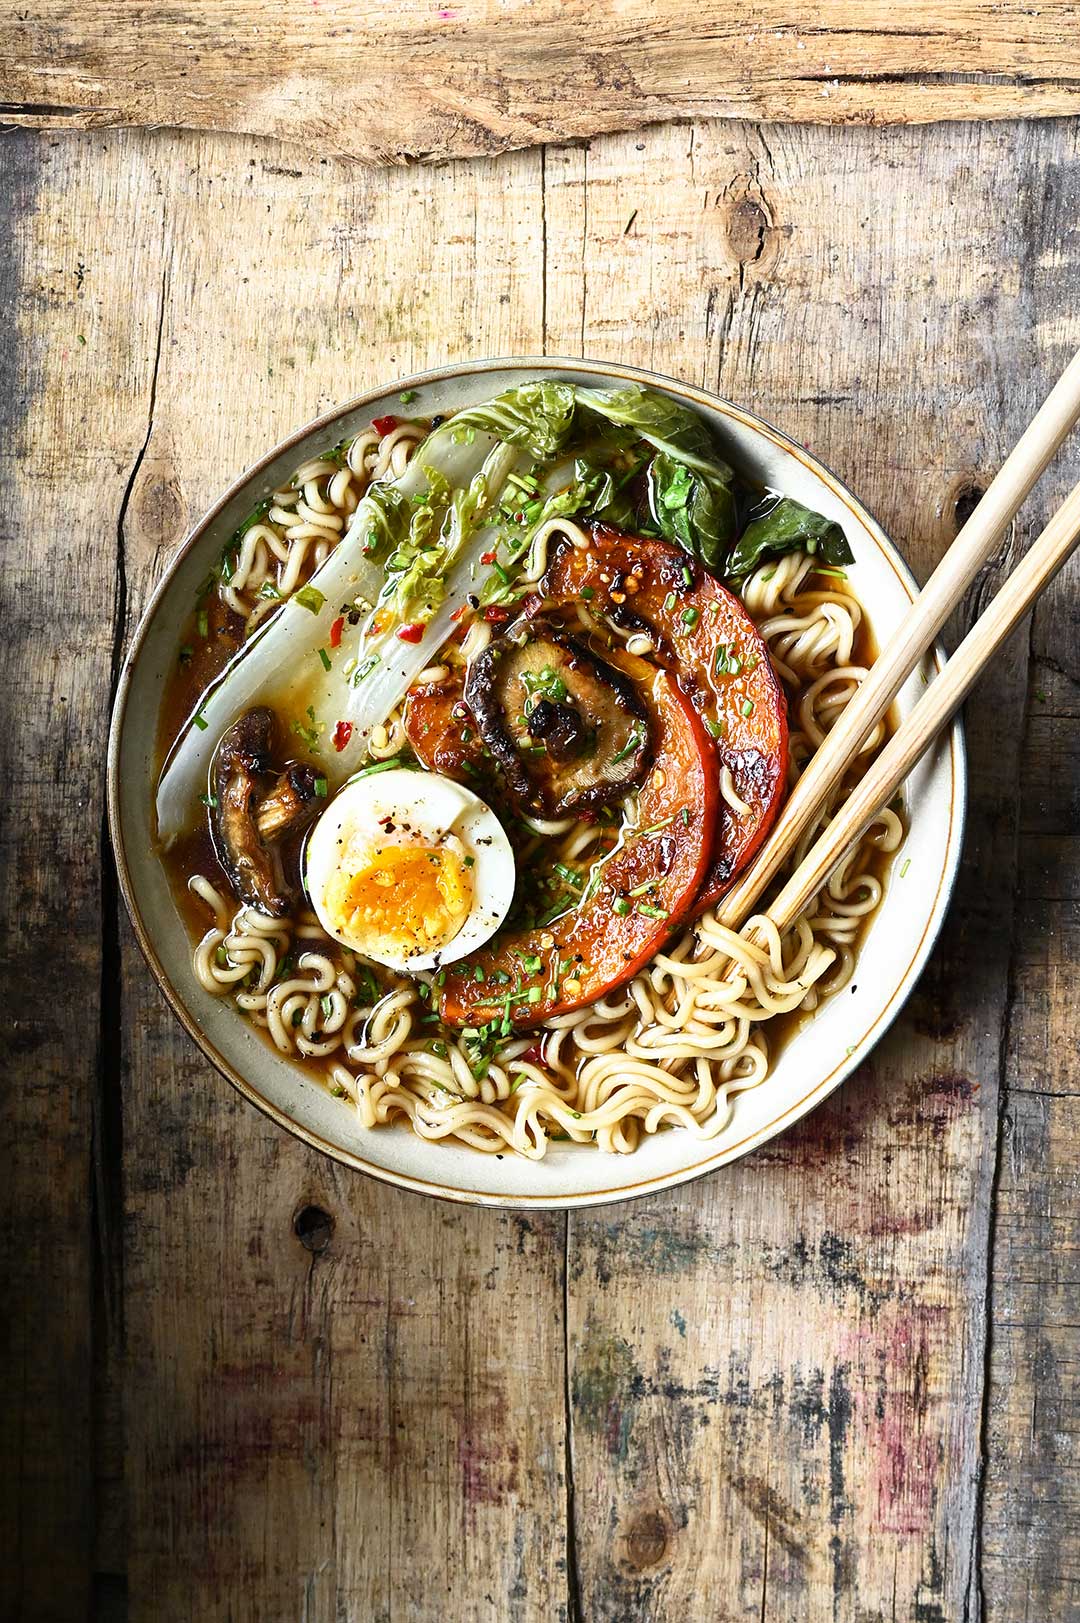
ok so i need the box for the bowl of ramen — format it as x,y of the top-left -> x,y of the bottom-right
109,359 -> 965,1207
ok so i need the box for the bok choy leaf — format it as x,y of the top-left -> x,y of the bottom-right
646,452 -> 737,571
725,494 -> 854,579
155,423 -> 508,843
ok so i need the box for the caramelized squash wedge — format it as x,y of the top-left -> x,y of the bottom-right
438,645 -> 717,1029
541,525 -> 788,909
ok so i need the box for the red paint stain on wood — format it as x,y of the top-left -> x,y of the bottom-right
840,1304 -> 950,1537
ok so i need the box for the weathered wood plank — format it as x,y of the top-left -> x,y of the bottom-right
5,106 -> 1077,1620
3,1 -> 1080,164
108,129 -> 571,1620
0,130 -> 166,1619
982,605 -> 1080,1611
546,116 -> 1080,1619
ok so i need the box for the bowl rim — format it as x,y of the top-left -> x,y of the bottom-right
108,354 -> 967,1208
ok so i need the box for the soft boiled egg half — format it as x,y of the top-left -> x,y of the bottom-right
303,767 -> 515,973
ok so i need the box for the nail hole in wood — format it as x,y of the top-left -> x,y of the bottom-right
294,1204 -> 334,1253
953,482 -> 986,531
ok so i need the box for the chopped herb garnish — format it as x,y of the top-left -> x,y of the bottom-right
704,717 -> 724,738
526,986 -> 543,1004
196,608 -> 209,639
317,646 -> 332,671
611,723 -> 646,765
314,775 -> 328,798
580,586 -> 595,601
681,606 -> 700,629
474,966 -> 485,982
199,793 -> 218,808
399,389 -> 418,404
192,713 -> 209,731
320,994 -> 333,1018
613,897 -> 631,916
295,584 -> 326,614
741,698 -> 755,717
637,902 -> 668,920
900,858 -> 911,878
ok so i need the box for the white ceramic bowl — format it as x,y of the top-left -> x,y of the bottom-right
108,358 -> 966,1208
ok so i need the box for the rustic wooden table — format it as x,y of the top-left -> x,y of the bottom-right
2,11 -> 1079,1615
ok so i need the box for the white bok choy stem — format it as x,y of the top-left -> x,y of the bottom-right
155,423 -> 509,844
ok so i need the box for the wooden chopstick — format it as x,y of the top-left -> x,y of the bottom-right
753,476 -> 1080,937
717,345 -> 1080,931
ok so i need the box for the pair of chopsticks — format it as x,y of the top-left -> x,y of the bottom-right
720,346 -> 1080,940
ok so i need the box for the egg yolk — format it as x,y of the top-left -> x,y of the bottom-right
325,835 -> 473,957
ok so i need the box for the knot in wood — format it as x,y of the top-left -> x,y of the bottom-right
623,1507 -> 670,1570
293,1204 -> 334,1253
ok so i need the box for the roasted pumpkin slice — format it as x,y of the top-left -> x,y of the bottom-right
403,668 -> 489,784
541,525 -> 788,909
438,645 -> 717,1030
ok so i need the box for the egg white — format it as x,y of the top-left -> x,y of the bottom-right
303,767 -> 515,973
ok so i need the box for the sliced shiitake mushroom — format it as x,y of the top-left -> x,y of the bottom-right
212,707 -> 319,915
463,622 -> 652,816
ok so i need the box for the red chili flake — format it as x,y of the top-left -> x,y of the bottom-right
449,604 -> 467,622
329,615 -> 344,648
332,720 -> 353,752
396,621 -> 424,643
483,606 -> 510,623
480,549 -> 497,565
519,592 -> 543,617
372,414 -> 398,437
522,1043 -> 545,1065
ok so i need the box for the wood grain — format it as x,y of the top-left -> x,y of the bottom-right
3,1 -> 1080,164
2,108 -> 1078,1621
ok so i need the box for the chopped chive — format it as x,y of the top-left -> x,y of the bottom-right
900,858 -> 911,878
317,646 -> 332,671
474,966 -> 485,982
314,775 -> 328,797
295,584 -> 325,614
611,723 -> 645,765
553,863 -> 582,888
681,607 -> 700,629
637,903 -> 668,920
192,713 -> 209,731
580,586 -> 595,600
681,564 -> 693,588
526,986 -> 543,1004
464,855 -> 475,868
628,879 -> 655,897
399,389 -> 417,404
664,591 -> 677,613
196,608 -> 209,639
199,793 -> 218,808
704,717 -> 724,738
320,994 -> 333,1018
741,698 -> 755,717
356,756 -> 406,779
613,897 -> 631,916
